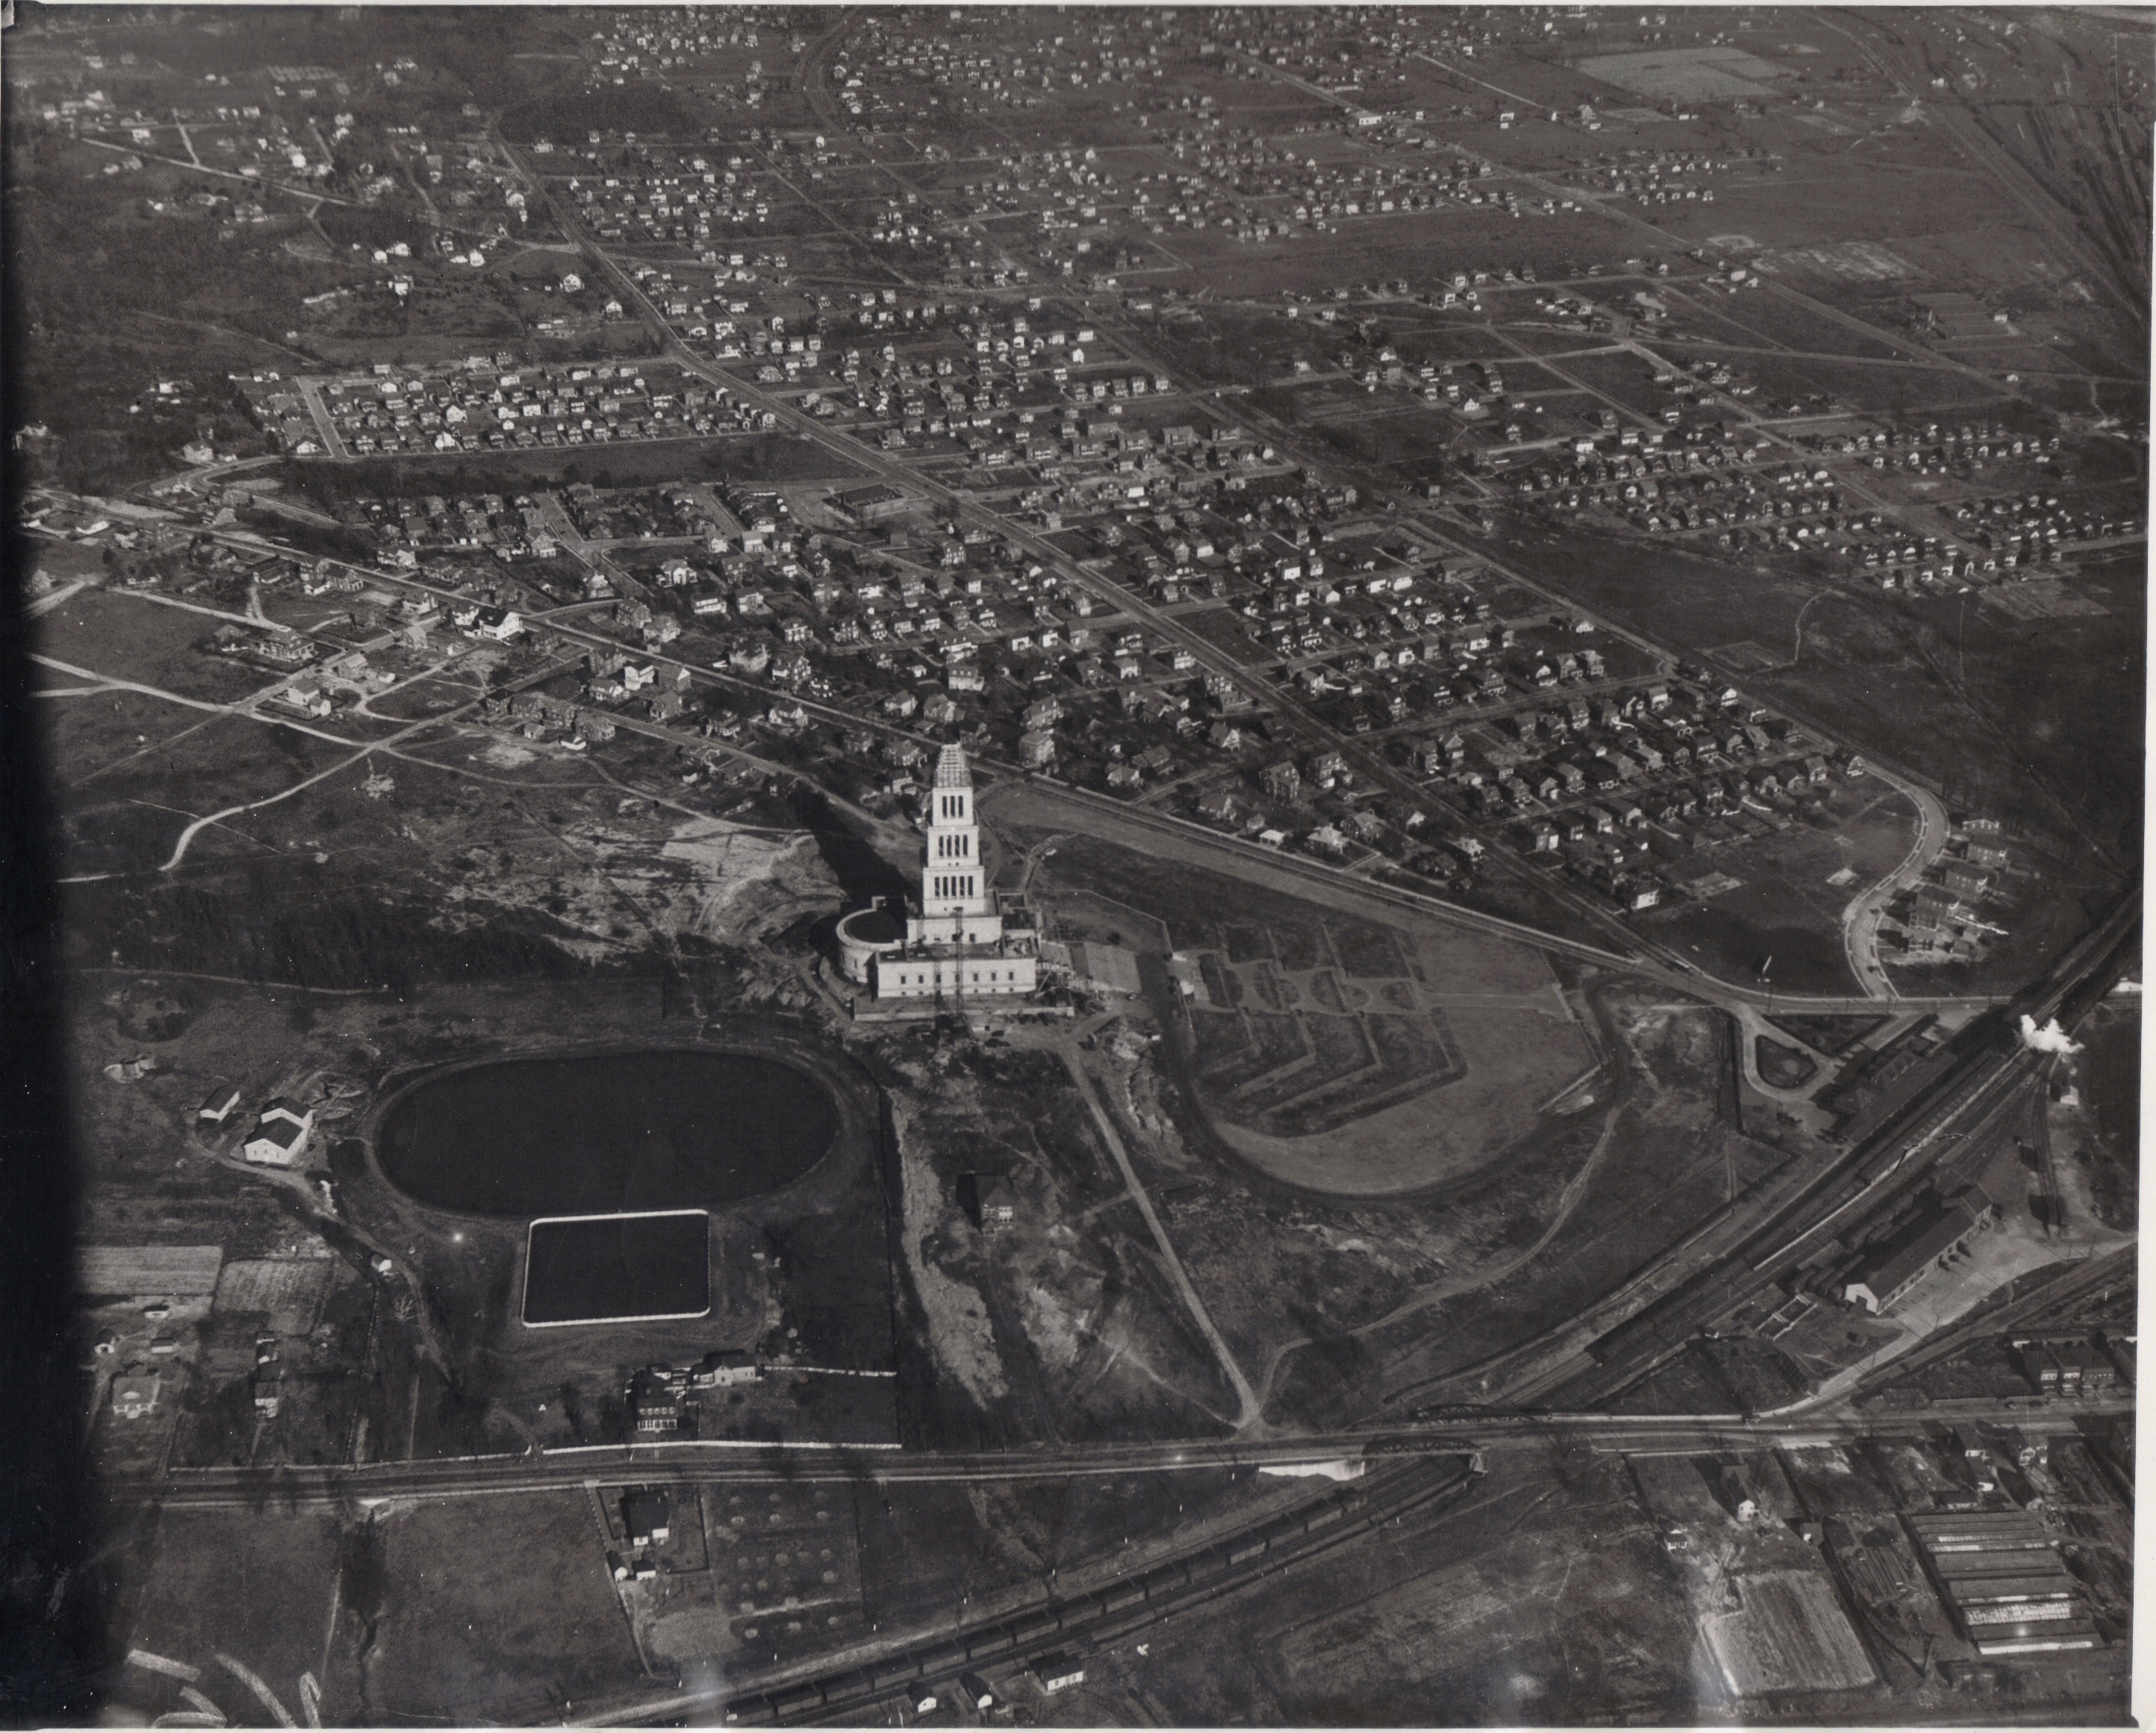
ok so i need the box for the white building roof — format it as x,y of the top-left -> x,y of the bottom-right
933,743 -> 972,789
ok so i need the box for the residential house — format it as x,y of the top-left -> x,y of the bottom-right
111,1375 -> 161,1421
968,1173 -> 1018,1233
242,1098 -> 315,1167
690,1350 -> 762,1390
623,1489 -> 672,1546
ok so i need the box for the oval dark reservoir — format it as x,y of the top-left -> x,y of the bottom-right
375,1049 -> 840,1217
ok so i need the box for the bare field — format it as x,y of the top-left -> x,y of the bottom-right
114,1507 -> 346,1726
57,711 -> 369,878
1628,1451 -> 1877,1706
366,1492 -> 639,1721
1258,980 -> 1781,1419
1158,205 -> 1644,303
1637,779 -> 1924,997
33,587 -> 279,706
282,432 -> 865,508
1704,1571 -> 1878,1697
1116,1453 -> 1694,1726
31,682 -> 222,782
879,1037 -> 1242,1444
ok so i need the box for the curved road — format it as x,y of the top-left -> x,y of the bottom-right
1839,765 -> 1952,1000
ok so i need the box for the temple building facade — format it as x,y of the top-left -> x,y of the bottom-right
835,745 -> 1038,1002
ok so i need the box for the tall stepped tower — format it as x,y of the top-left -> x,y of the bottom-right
914,744 -> 991,943
832,744 -> 1040,1002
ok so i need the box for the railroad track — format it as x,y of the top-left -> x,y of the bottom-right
580,1456 -> 1483,1727
1414,896 -> 2139,1413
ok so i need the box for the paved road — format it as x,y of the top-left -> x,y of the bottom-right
1840,765 -> 1952,999
294,378 -> 352,459
1399,45 -> 2052,408
35,618 -> 580,881
499,140 -> 1752,981
126,501 -> 2015,1027
74,132 -> 357,208
1105,320 -> 1954,1005
106,510 -> 2005,1026
144,452 -> 285,501
987,775 -> 2008,1018
1388,891 -> 2137,1413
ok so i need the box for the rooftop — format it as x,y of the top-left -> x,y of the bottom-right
839,904 -> 907,945
1854,1188 -> 1992,1298
933,743 -> 973,790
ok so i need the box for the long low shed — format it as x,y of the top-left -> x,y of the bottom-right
1935,1574 -> 2077,1605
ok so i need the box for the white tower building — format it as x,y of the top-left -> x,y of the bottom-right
915,745 -> 991,943
832,745 -> 1038,1002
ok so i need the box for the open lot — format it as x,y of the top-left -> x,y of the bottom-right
56,711 -> 373,881
1010,814 -> 1593,1197
877,1034 -> 1244,1445
1255,979 -> 1781,1422
112,1509 -> 347,1726
1638,778 -> 1923,995
366,1492 -> 640,1722
33,587 -> 281,707
282,433 -> 866,508
1109,1451 -> 1695,1726
2060,1002 -> 2140,1231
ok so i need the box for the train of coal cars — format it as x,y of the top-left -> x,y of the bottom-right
721,1465 -> 1472,1724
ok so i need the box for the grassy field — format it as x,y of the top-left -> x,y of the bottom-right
33,682 -> 218,784
56,709 -> 375,880
116,1507 -> 346,1726
366,1491 -> 640,1721
1638,780 -> 1923,997
1159,202 -> 1645,304
33,587 -> 279,706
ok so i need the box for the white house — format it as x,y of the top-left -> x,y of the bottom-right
242,1098 -> 315,1167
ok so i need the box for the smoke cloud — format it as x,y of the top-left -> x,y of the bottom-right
2017,1015 -> 2083,1057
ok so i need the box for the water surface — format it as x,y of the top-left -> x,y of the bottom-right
377,1049 -> 838,1217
